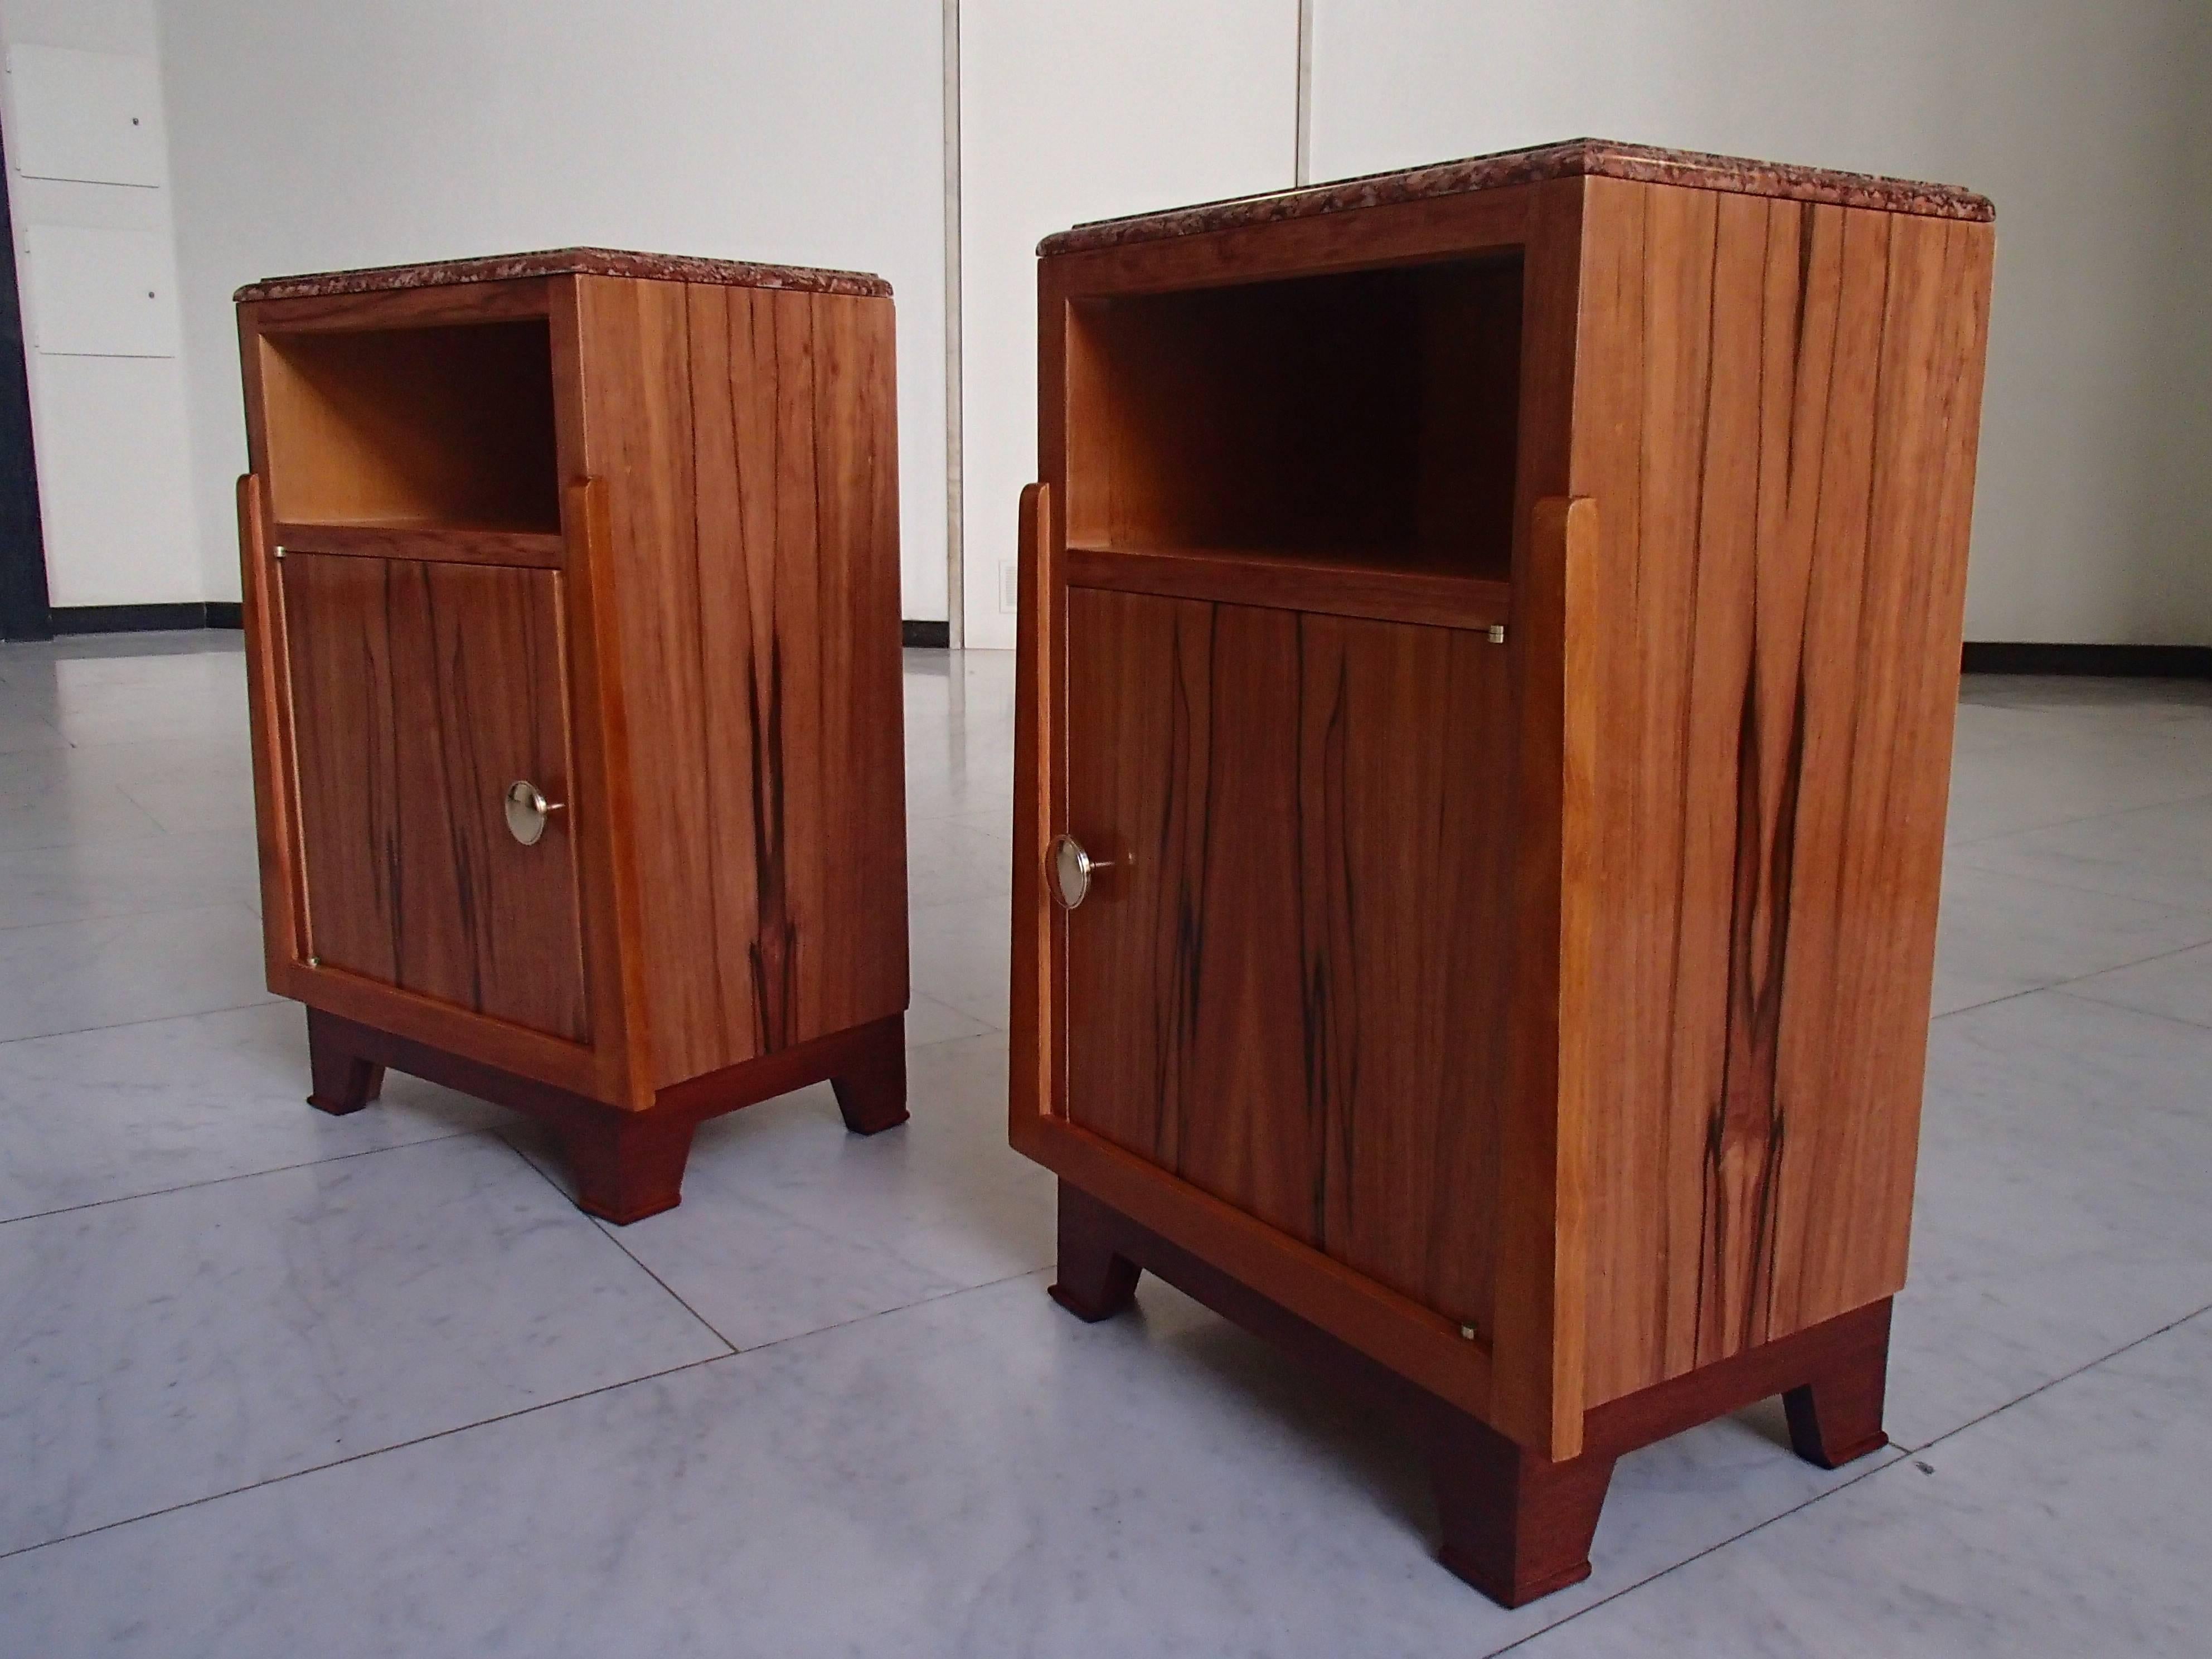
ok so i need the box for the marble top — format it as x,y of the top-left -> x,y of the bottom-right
1040,138 -> 1992,256
235,247 -> 891,303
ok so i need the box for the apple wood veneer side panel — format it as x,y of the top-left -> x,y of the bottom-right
687,284 -> 909,1053
576,277 -> 909,1092
572,275 -> 729,1086
1571,181 -> 1994,1406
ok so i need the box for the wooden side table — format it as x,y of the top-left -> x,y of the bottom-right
234,248 -> 910,1221
1011,140 -> 1995,1603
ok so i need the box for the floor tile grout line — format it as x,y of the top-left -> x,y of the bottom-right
1483,1451 -> 1907,1655
2045,981 -> 2212,1035
0,894 -> 267,938
1932,930 -> 2212,1024
1487,1297 -> 2212,1655
494,1122 -> 1048,1359
0,1264 -> 1058,1569
1945,784 -> 2212,853
730,1264 -> 1052,1361
491,1130 -> 741,1357
0,1127 -> 511,1230
1895,1293 -> 2212,1457
0,1348 -> 736,1568
0,993 -> 284,1051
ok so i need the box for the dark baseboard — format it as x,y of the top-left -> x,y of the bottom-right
50,603 -> 223,635
901,619 -> 950,648
1963,641 -> 2212,678
40,601 -> 244,636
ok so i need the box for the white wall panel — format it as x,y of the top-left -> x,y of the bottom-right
6,46 -> 166,185
1308,0 -> 2212,646
27,354 -> 200,607
23,225 -> 178,355
956,1 -> 1299,649
156,0 -> 948,618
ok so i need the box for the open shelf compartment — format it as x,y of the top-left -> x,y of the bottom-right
1064,251 -> 1525,593
256,318 -> 561,537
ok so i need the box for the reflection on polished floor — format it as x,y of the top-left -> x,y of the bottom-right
1,632 -> 2208,1655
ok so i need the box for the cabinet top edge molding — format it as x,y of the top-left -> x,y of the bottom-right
1040,136 -> 1993,257
235,246 -> 892,305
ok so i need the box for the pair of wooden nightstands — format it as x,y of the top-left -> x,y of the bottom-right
233,138 -> 1993,1607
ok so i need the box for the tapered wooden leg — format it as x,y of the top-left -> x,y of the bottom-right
1047,1181 -> 1141,1322
1430,1412 -> 1617,1608
1783,1299 -> 1892,1468
305,1008 -> 384,1115
561,1110 -> 696,1225
830,1016 -> 909,1135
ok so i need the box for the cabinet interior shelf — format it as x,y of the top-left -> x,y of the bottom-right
1066,542 -> 1511,632
269,520 -> 566,569
257,318 -> 562,537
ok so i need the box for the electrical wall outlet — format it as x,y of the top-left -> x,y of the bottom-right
1000,561 -> 1020,612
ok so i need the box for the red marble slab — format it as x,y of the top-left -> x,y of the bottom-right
1039,138 -> 1992,256
235,246 -> 890,303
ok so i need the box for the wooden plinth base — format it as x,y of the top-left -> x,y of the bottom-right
305,1007 -> 909,1223
1050,1181 -> 1891,1607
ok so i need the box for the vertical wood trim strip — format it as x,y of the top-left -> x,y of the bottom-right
1489,175 -> 1590,1460
237,472 -> 307,971
569,474 -> 655,1108
1010,480 -> 1058,1151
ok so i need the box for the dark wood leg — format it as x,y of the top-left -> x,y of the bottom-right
1430,1411 -> 1617,1608
1783,1298 -> 1892,1468
830,1015 -> 909,1135
560,1110 -> 697,1225
305,1007 -> 385,1115
1047,1181 -> 1141,1322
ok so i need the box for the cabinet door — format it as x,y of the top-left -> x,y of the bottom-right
281,554 -> 589,1041
1059,587 -> 1515,1338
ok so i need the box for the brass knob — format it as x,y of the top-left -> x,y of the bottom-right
1049,834 -> 1115,909
504,780 -> 564,846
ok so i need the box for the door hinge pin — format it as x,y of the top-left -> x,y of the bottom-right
1485,624 -> 1506,645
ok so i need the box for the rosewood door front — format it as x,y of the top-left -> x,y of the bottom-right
1058,585 -> 1518,1340
280,552 -> 589,1041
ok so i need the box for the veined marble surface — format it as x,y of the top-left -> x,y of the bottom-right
0,641 -> 2208,1653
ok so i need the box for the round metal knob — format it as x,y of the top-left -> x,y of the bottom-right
1050,834 -> 1115,909
504,780 -> 564,846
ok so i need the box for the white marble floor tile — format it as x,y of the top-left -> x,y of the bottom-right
0,693 -> 66,755
1959,673 -> 2212,715
0,1002 -> 505,1223
1889,991 -> 2212,1448
0,826 -> 263,929
1930,861 -> 2212,1014
515,1034 -> 1053,1351
1942,726 -> 2212,846
2058,938 -> 2212,1031
0,748 -> 168,851
909,890 -> 1011,1030
902,988 -> 994,1048
905,813 -> 1013,909
0,904 -> 276,1042
0,1269 -> 1897,1659
0,1133 -> 726,1556
59,733 -> 259,834
1510,1311 -> 2212,1658
1951,792 -> 2212,909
